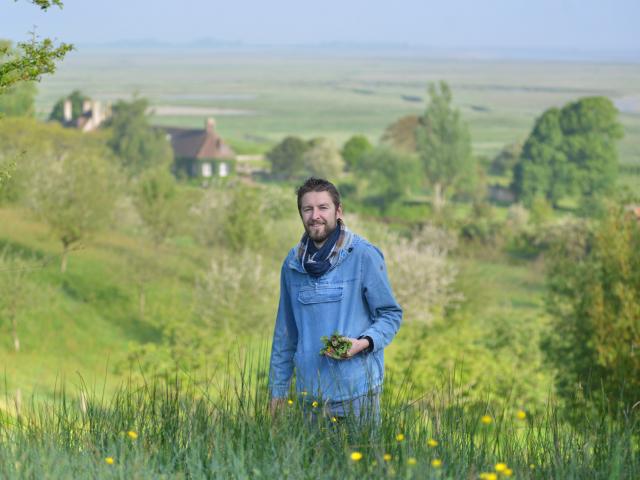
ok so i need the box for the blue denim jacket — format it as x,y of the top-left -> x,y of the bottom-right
268,226 -> 402,401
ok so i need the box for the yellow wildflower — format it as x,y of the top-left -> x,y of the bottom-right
529,464 -> 536,470
407,457 -> 417,466
431,459 -> 442,468
383,453 -> 392,462
350,451 -> 363,462
516,410 -> 527,420
104,457 -> 114,465
480,473 -> 497,480
495,462 -> 507,472
481,415 -> 493,425
427,438 -> 439,447
127,430 -> 138,440
331,416 -> 338,423
395,433 -> 405,441
312,401 -> 319,408
300,391 -> 308,396
504,468 -> 513,477
287,399 -> 294,405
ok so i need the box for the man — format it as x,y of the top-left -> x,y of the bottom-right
268,177 -> 402,421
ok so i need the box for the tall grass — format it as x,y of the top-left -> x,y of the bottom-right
1,351 -> 637,479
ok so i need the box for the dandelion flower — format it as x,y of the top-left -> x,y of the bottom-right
331,416 -> 338,423
407,457 -> 417,466
312,401 -> 319,408
516,410 -> 527,420
350,451 -> 363,462
383,453 -> 392,462
287,399 -> 294,405
431,459 -> 442,468
104,457 -> 114,465
427,438 -> 438,447
395,433 -> 405,441
127,430 -> 138,440
481,415 -> 493,425
495,463 -> 507,472
480,473 -> 497,480
504,468 -> 513,477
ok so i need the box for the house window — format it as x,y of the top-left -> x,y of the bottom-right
202,162 -> 212,177
219,162 -> 229,177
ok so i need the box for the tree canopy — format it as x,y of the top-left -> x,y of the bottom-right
544,208 -> 640,411
303,137 -> 344,179
512,97 -> 623,208
0,2 -> 71,95
416,81 -> 475,212
266,136 -> 309,179
105,98 -> 173,177
341,134 -> 373,172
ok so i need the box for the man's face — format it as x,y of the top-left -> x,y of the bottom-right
299,191 -> 343,247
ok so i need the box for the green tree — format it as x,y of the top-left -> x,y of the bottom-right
266,136 -> 309,179
341,134 -> 373,172
29,138 -> 119,272
130,168 -> 187,317
0,2 -> 71,95
561,97 -> 623,198
1,1 -> 72,187
133,168 -> 184,247
512,108 -> 568,206
513,97 -> 623,208
48,89 -> 89,122
303,137 -> 344,179
222,185 -> 266,252
544,208 -> 640,411
355,146 -> 420,212
105,98 -> 173,177
416,81 -> 475,212
0,41 -> 36,116
490,141 -> 522,176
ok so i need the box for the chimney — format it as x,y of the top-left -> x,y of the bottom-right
82,99 -> 91,114
91,100 -> 102,126
205,117 -> 216,132
63,99 -> 72,122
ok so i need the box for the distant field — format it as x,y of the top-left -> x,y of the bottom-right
36,48 -> 640,169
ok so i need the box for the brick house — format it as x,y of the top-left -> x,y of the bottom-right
164,118 -> 236,178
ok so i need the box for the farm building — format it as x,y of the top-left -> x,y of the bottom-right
59,99 -> 111,132
164,118 -> 236,178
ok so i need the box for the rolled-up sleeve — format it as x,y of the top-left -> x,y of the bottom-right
359,245 -> 402,353
268,262 -> 298,398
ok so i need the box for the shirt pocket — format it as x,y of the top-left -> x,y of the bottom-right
297,285 -> 343,304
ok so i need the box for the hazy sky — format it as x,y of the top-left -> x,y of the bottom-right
2,0 -> 639,51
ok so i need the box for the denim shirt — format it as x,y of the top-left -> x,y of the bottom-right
268,227 -> 402,402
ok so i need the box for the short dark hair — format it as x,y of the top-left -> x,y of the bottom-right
296,177 -> 341,214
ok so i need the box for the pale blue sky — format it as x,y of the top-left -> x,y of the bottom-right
2,0 -> 639,51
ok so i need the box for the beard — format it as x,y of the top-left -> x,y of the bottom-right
305,219 -> 338,245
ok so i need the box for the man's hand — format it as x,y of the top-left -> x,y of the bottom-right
325,337 -> 370,360
270,397 -> 287,416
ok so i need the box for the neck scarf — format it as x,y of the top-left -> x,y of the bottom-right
302,220 -> 343,277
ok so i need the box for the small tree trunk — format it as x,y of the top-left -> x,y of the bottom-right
138,284 -> 146,319
61,243 -> 69,273
433,183 -> 445,213
12,315 -> 19,352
